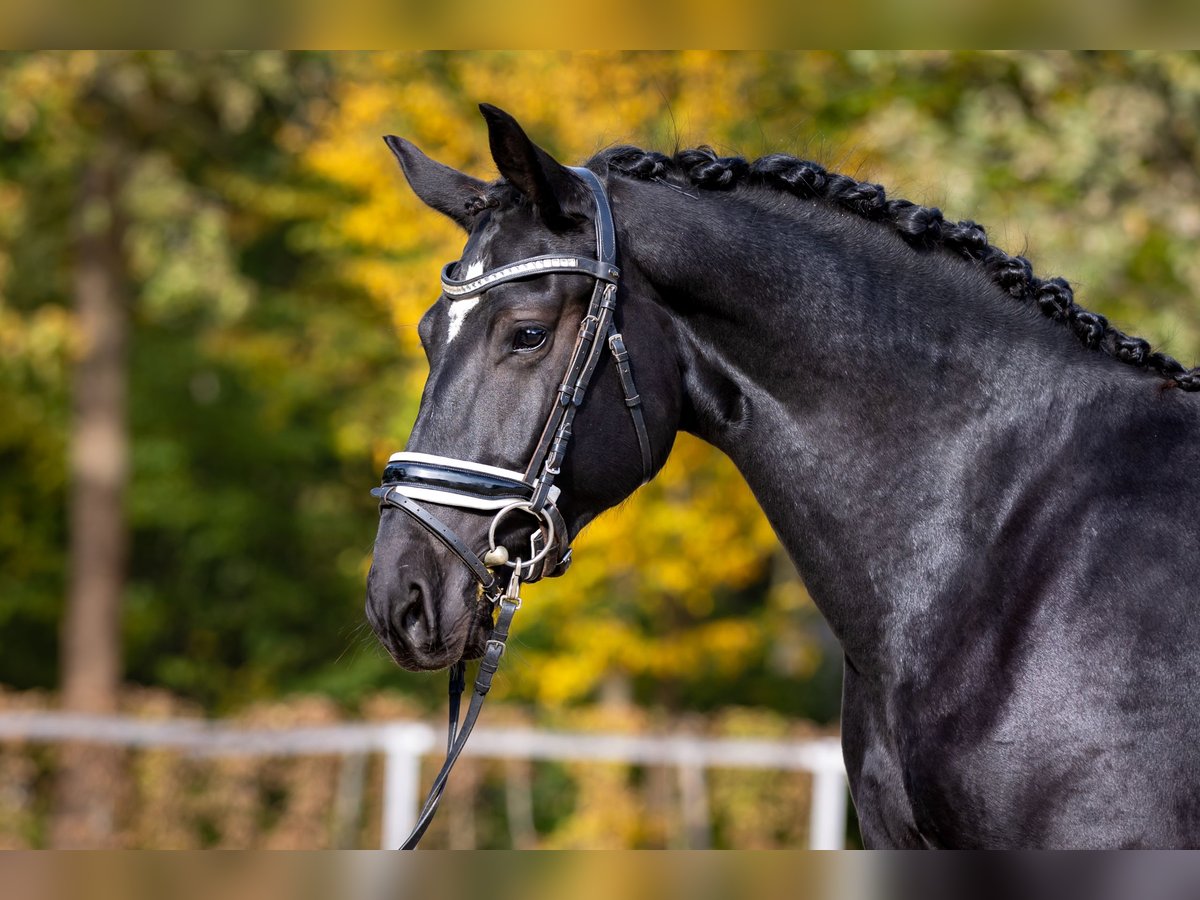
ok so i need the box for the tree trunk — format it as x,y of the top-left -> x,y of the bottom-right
52,142 -> 129,848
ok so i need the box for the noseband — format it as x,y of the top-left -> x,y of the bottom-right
370,167 -> 651,848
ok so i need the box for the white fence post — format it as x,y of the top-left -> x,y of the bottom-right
676,749 -> 711,849
380,725 -> 427,850
808,766 -> 848,849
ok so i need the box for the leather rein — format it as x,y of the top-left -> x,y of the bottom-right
371,167 -> 651,848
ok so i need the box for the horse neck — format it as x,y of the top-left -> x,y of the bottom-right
617,180 -> 1112,672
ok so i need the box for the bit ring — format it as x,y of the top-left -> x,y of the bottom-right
487,501 -> 556,571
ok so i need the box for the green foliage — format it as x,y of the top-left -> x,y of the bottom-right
0,52 -> 405,708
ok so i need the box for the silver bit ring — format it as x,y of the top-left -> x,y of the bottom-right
486,501 -> 556,571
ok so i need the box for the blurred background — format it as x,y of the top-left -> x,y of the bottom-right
2,51 -> 1200,849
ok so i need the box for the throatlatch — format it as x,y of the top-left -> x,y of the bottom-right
371,166 -> 651,848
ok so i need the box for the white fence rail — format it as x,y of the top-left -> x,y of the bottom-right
0,712 -> 848,849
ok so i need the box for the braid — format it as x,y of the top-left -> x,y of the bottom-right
675,147 -> 748,189
826,174 -> 888,219
754,153 -> 828,198
605,146 -> 671,180
599,145 -> 1200,393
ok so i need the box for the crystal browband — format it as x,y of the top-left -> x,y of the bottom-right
440,255 -> 620,299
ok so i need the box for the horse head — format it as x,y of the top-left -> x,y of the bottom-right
366,105 -> 681,671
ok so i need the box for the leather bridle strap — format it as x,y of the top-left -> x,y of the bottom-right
398,589 -> 520,849
440,255 -> 619,298
371,486 -> 497,593
374,165 -> 653,850
519,165 -> 654,509
380,453 -> 560,513
609,332 -> 653,477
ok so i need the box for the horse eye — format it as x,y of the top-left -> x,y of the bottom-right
512,325 -> 548,352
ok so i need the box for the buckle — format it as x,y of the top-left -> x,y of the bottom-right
608,332 -> 629,361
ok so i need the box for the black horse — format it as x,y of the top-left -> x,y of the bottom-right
366,104 -> 1200,849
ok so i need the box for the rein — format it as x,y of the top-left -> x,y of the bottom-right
370,166 -> 650,848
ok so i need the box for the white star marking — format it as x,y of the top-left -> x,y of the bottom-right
446,260 -> 485,343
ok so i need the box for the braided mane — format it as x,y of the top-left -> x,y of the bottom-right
589,145 -> 1200,393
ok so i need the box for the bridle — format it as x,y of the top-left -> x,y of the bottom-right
370,166 -> 651,848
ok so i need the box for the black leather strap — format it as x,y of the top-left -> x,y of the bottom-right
399,594 -> 520,849
447,661 -> 466,747
382,460 -> 535,504
572,167 -> 617,262
524,283 -> 617,502
518,170 -> 648,505
383,166 -> 658,850
541,503 -> 572,577
607,330 -> 653,480
372,487 -> 496,592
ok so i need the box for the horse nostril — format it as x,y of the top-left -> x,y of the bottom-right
398,581 -> 430,643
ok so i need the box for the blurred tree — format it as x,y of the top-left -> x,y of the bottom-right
0,50 -> 359,845
61,124 -> 130,848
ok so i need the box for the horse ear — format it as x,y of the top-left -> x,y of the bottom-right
382,135 -> 486,231
479,103 -> 583,228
